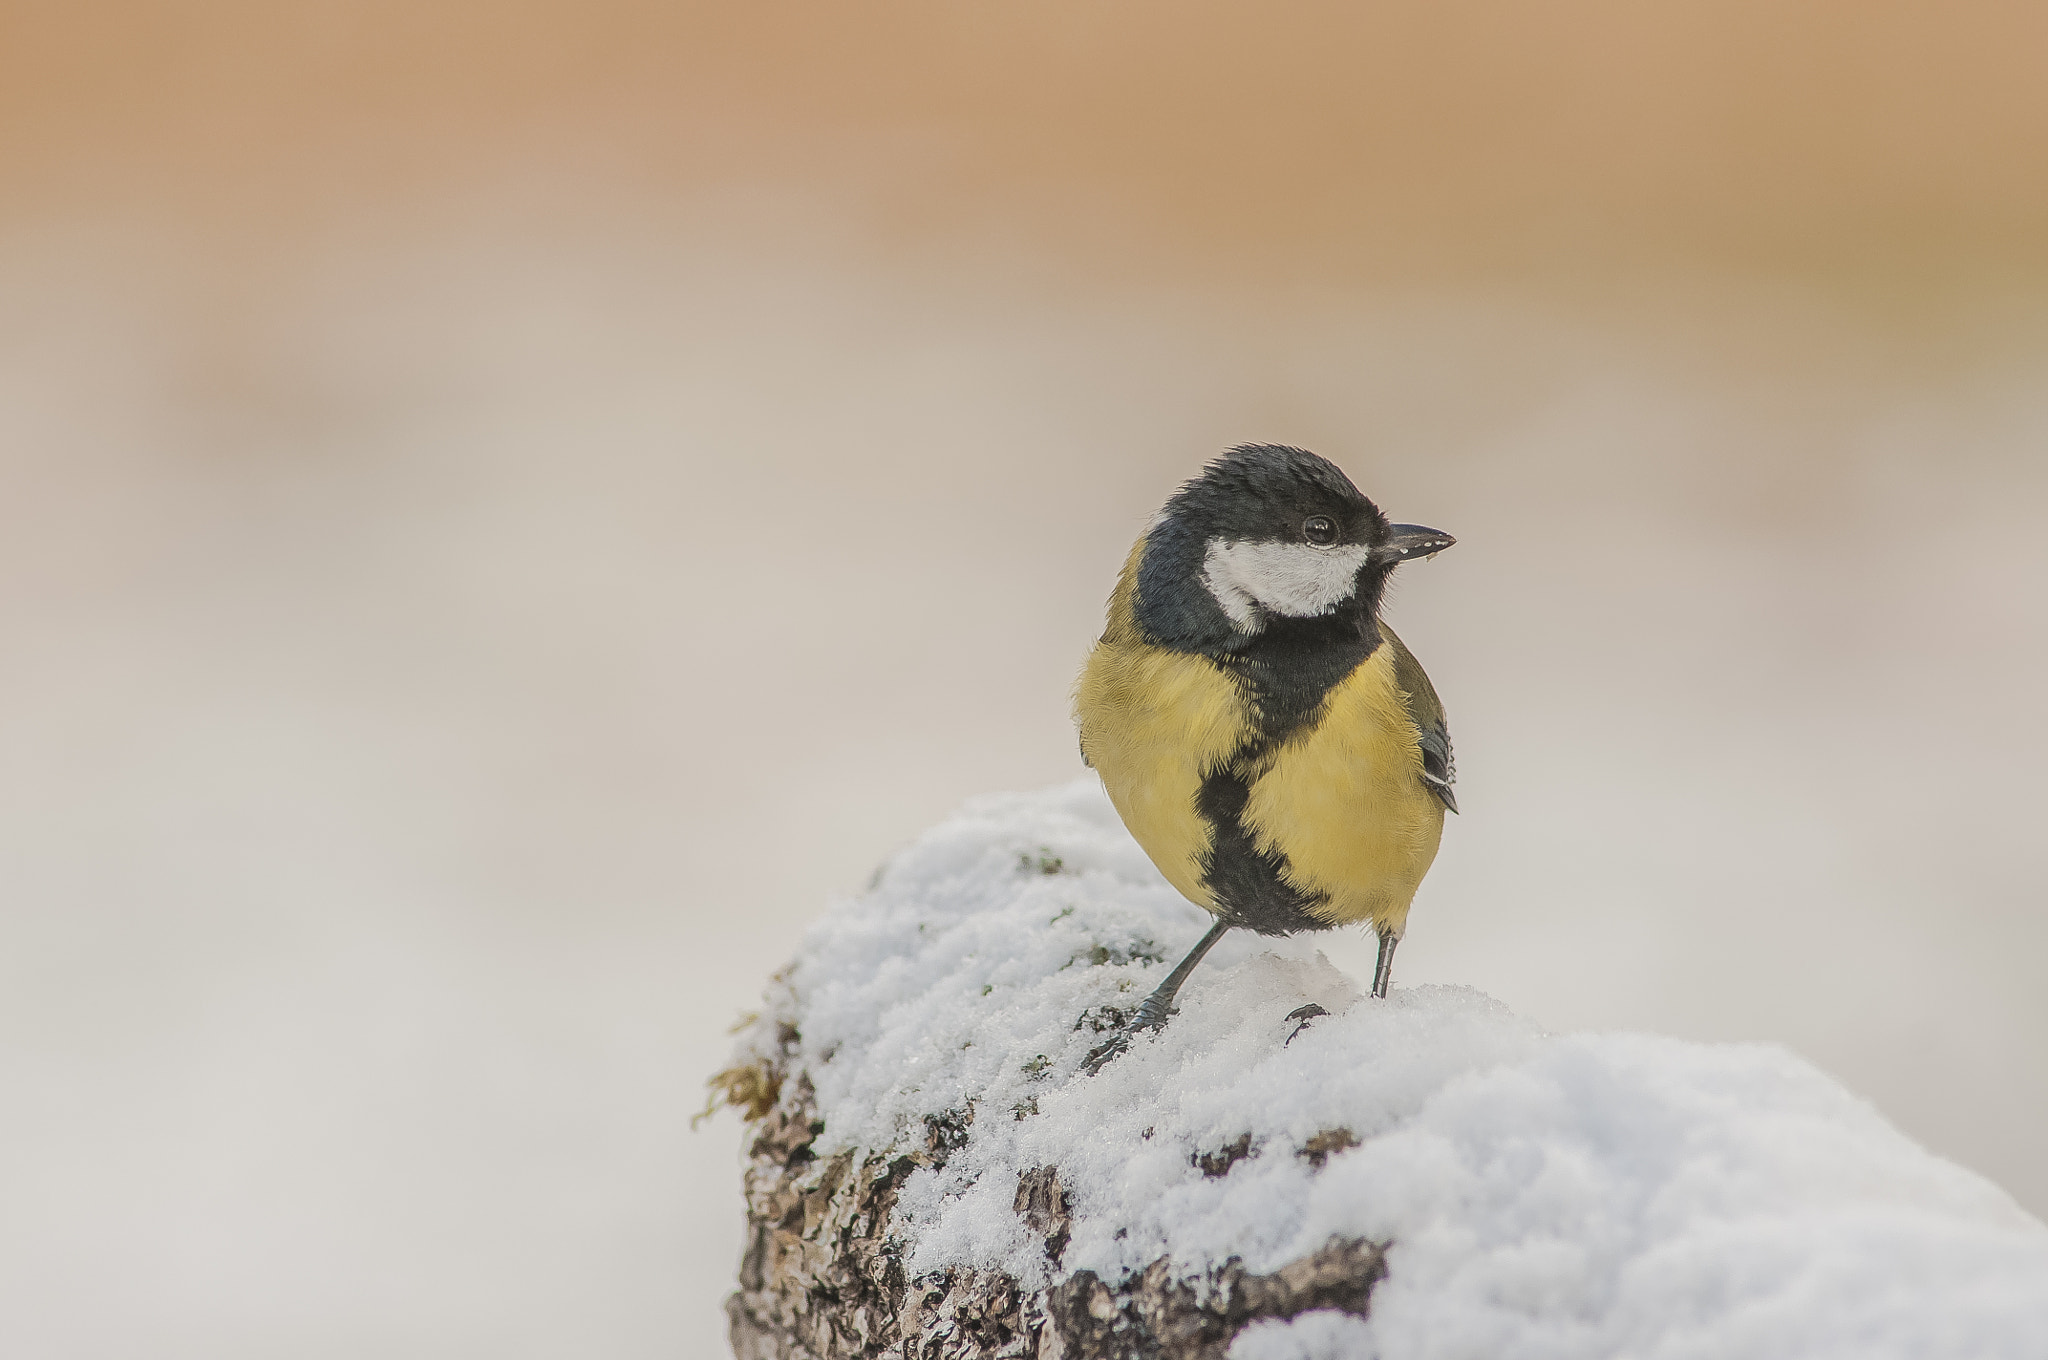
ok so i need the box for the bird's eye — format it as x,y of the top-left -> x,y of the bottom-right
1303,515 -> 1339,546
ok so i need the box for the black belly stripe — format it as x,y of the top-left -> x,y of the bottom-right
1196,610 -> 1380,935
1194,767 -> 1325,934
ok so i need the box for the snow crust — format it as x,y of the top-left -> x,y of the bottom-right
734,780 -> 2048,1358
1230,1312 -> 1378,1360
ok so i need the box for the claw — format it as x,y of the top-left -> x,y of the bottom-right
1080,1029 -> 1132,1075
1283,1003 -> 1329,1046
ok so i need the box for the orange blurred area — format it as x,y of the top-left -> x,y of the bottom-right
7,0 -> 2048,289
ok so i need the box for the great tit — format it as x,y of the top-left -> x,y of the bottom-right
1074,444 -> 1456,1067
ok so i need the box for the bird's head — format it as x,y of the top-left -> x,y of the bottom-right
1131,444 -> 1453,653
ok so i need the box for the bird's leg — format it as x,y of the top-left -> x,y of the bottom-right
1371,928 -> 1400,999
1129,918 -> 1233,1030
1081,919 -> 1232,1073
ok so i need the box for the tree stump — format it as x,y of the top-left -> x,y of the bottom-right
719,1059 -> 1386,1360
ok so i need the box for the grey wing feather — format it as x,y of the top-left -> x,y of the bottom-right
1381,624 -> 1458,814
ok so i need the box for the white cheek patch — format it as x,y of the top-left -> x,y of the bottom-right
1201,538 -> 1374,626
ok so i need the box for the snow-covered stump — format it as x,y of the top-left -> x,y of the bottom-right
723,1063 -> 1388,1360
710,783 -> 2048,1360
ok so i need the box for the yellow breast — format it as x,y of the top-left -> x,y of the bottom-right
1074,635 -> 1250,908
1239,643 -> 1444,932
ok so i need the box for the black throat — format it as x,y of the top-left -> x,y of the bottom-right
1219,608 -> 1381,744
1195,601 -> 1384,935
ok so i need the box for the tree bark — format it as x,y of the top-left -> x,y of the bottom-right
721,1050 -> 1386,1360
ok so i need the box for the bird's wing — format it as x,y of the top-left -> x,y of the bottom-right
1381,624 -> 1458,814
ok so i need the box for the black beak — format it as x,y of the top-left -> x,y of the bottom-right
1373,524 -> 1456,565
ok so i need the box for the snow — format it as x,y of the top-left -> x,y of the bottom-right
730,780 -> 2048,1358
1231,1312 -> 1379,1360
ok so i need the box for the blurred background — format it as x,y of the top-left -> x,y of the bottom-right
3,2 -> 2046,1355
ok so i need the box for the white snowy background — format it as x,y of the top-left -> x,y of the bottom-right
6,8 -> 2048,1357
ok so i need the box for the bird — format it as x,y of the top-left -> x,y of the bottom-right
1073,444 -> 1457,1069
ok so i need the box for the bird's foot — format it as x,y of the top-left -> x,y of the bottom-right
1128,994 -> 1173,1032
1283,1003 -> 1329,1046
1079,1029 -> 1131,1074
1080,1001 -> 1174,1075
